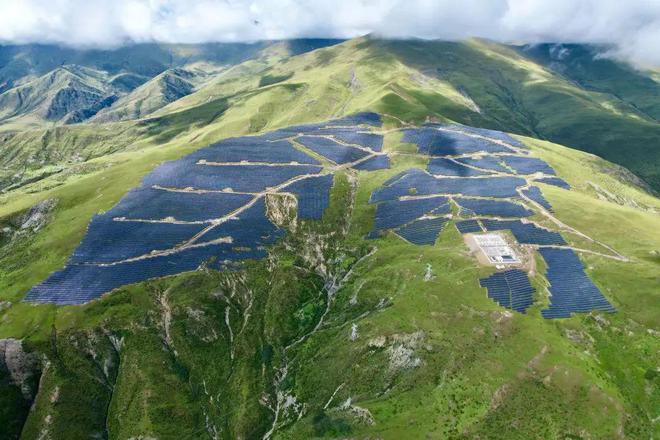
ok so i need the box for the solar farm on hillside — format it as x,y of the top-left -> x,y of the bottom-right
26,113 -> 617,320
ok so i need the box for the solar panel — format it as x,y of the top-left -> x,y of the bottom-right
480,269 -> 535,313
501,156 -> 556,175
296,136 -> 370,164
282,174 -> 334,220
427,158 -> 491,176
352,155 -> 390,171
373,196 -> 449,230
187,138 -> 320,165
455,156 -> 510,173
535,177 -> 571,190
395,217 -> 448,245
539,248 -> 616,319
369,169 -> 526,202
455,219 -> 483,234
106,187 -> 253,222
327,112 -> 382,127
143,160 -> 321,192
455,198 -> 533,218
401,128 -> 513,155
521,186 -> 552,211
427,123 -> 527,148
68,216 -> 206,264
317,128 -> 384,151
482,219 -> 566,245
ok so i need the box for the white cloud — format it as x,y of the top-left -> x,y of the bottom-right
0,0 -> 658,66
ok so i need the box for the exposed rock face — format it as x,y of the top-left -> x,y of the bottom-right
0,338 -> 42,400
19,198 -> 57,232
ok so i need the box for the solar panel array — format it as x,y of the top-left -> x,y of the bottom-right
535,176 -> 571,190
427,123 -> 527,148
296,136 -> 371,164
455,219 -> 483,234
480,269 -> 535,313
482,219 -> 566,245
282,174 -> 334,220
427,158 -> 491,176
521,186 -> 553,211
26,113 -> 389,304
455,198 -> 533,218
374,196 -> 449,230
501,156 -> 556,175
402,128 -> 514,155
539,248 -> 616,319
352,155 -> 390,171
455,156 -> 510,173
395,217 -> 448,245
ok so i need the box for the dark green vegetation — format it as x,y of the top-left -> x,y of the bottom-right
0,37 -> 658,439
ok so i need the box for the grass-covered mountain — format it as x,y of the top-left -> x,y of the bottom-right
0,37 -> 658,440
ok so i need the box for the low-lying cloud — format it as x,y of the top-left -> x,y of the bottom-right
0,0 -> 658,66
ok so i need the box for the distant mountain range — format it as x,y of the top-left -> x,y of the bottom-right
0,37 -> 657,192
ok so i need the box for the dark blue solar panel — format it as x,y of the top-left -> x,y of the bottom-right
187,138 -> 319,165
352,155 -> 390,171
455,156 -> 510,173
401,128 -> 513,155
482,219 -> 566,245
106,188 -> 252,222
296,136 -> 370,164
427,123 -> 527,148
480,269 -> 535,313
395,217 -> 448,245
369,169 -> 525,203
455,198 -> 533,218
283,174 -> 334,220
521,186 -> 552,211
25,243 -> 267,305
536,177 -> 571,190
196,198 -> 283,247
68,216 -> 206,264
143,160 -> 321,192
455,219 -> 483,234
501,156 -> 556,175
318,128 -> 384,151
539,248 -> 616,319
427,158 -> 491,176
373,196 -> 449,230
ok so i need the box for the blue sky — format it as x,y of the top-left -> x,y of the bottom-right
0,0 -> 658,66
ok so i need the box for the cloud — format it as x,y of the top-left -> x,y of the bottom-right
0,0 -> 658,66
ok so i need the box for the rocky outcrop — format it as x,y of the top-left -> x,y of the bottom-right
0,338 -> 42,400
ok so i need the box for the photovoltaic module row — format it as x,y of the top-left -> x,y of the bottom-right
187,138 -> 320,165
25,243 -> 268,305
143,159 -> 322,192
282,174 -> 334,220
480,269 -> 535,313
296,136 -> 371,164
456,198 -> 533,218
395,217 -> 448,245
455,156 -> 510,173
539,248 -> 615,319
425,123 -> 526,148
482,219 -> 566,245
535,176 -> 571,190
401,128 -> 514,155
521,186 -> 553,211
317,128 -> 384,151
369,169 -> 526,202
427,158 -> 491,176
455,219 -> 483,234
373,196 -> 450,230
106,187 -> 253,222
352,155 -> 390,171
500,156 -> 556,175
